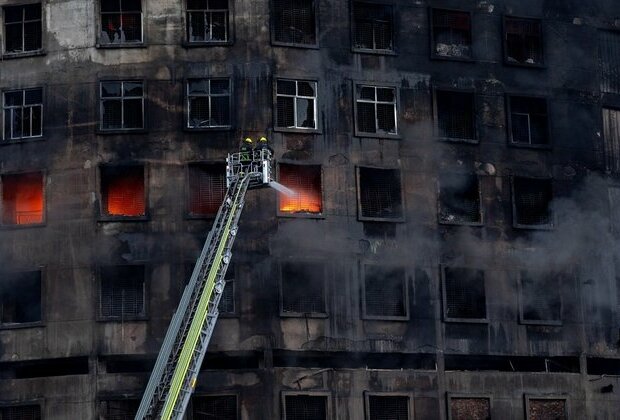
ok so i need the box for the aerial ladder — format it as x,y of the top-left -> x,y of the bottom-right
135,148 -> 281,420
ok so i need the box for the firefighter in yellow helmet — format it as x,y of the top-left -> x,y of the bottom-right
254,136 -> 273,154
239,137 -> 253,164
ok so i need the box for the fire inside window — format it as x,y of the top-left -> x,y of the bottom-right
100,81 -> 144,130
599,31 -> 620,94
187,79 -> 231,128
100,0 -> 142,44
509,96 -> 549,146
439,173 -> 481,224
0,405 -> 41,420
281,262 -> 325,315
364,265 -> 407,318
99,399 -> 139,420
276,79 -> 317,129
192,395 -> 236,420
527,398 -> 567,420
505,17 -> 543,65
100,266 -> 146,319
358,167 -> 403,221
432,9 -> 472,59
273,0 -> 316,45
602,107 -> 620,174
3,4 -> 42,54
284,395 -> 327,420
367,395 -> 409,420
512,177 -> 553,227
0,271 -> 41,326
186,0 -> 229,43
356,85 -> 397,135
443,267 -> 486,321
435,90 -> 475,140
449,397 -> 491,420
352,2 -> 394,51
188,163 -> 226,216
520,271 -> 562,324
1,172 -> 44,225
278,164 -> 322,214
3,88 -> 43,140
101,166 -> 145,217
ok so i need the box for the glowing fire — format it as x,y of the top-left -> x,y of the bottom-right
278,164 -> 322,214
105,171 -> 145,216
2,172 -> 44,225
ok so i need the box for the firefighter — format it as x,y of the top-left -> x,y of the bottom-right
239,137 -> 253,163
254,136 -> 274,155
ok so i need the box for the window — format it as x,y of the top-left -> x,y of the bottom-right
100,81 -> 144,131
447,395 -> 491,420
272,0 -> 316,46
519,271 -> 562,325
188,163 -> 226,217
438,174 -> 482,225
100,165 -> 146,218
280,261 -> 325,316
352,2 -> 394,52
187,79 -> 231,129
365,394 -> 409,420
3,88 -> 43,140
0,271 -> 41,326
278,164 -> 322,215
99,398 -> 139,420
0,405 -> 41,420
357,167 -> 403,221
283,394 -> 327,420
512,177 -> 553,228
1,172 -> 44,226
442,267 -> 486,322
431,9 -> 472,59
508,96 -> 549,146
504,16 -> 543,66
186,0 -> 230,43
99,265 -> 146,319
525,396 -> 567,420
599,31 -> 620,94
191,395 -> 236,420
602,107 -> 620,174
3,4 -> 42,55
355,85 -> 397,136
275,79 -> 317,130
99,0 -> 142,45
362,265 -> 407,319
434,89 -> 475,141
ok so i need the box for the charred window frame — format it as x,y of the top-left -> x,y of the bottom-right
99,80 -> 145,132
186,162 -> 226,218
351,2 -> 395,54
438,173 -> 482,226
599,30 -> 620,94
98,265 -> 147,321
279,261 -> 327,318
503,16 -> 544,67
0,270 -> 42,328
186,78 -> 231,130
507,95 -> 550,148
1,171 -> 45,227
98,397 -> 140,419
441,266 -> 487,323
271,0 -> 318,48
357,166 -> 404,222
185,0 -> 230,45
99,164 -> 148,221
433,88 -> 476,142
430,8 -> 473,61
447,394 -> 491,420
519,271 -> 562,326
0,403 -> 42,420
524,395 -> 568,420
602,107 -> 620,175
2,3 -> 43,57
364,392 -> 411,420
282,392 -> 330,420
354,83 -> 399,137
512,176 -> 553,229
361,264 -> 408,320
98,0 -> 143,46
2,87 -> 43,141
274,79 -> 318,131
277,163 -> 323,217
189,394 -> 238,420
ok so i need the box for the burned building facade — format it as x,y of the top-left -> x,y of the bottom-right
1,0 -> 620,418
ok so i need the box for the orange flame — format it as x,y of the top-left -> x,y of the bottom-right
105,172 -> 145,216
278,164 -> 322,214
2,173 -> 44,225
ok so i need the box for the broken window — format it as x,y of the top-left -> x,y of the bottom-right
99,398 -> 139,420
508,96 -> 549,146
3,4 -> 42,54
100,165 -> 146,217
100,0 -> 142,45
281,261 -> 325,315
1,172 -> 44,225
358,167 -> 403,221
504,17 -> 543,65
366,395 -> 409,420
3,88 -> 42,140
520,271 -> 562,325
352,2 -> 393,52
435,89 -> 475,140
186,0 -> 229,43
526,398 -> 567,420
438,174 -> 482,225
363,265 -> 407,319
276,79 -> 317,130
0,271 -> 41,326
100,81 -> 144,130
188,163 -> 226,216
278,164 -> 322,214
512,177 -> 553,228
187,79 -> 231,128
602,107 -> 620,174
99,265 -> 146,319
0,405 -> 41,420
442,267 -> 486,321
431,9 -> 472,59
448,396 -> 491,420
599,31 -> 620,94
355,85 -> 397,135
272,0 -> 316,45
191,395 -> 236,420
284,395 -> 327,420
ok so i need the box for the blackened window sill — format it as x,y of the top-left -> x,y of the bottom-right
0,223 -> 46,230
503,60 -> 546,69
439,220 -> 484,227
98,216 -> 150,223
183,41 -> 233,48
280,312 -> 328,319
352,48 -> 397,56
97,129 -> 147,136
0,136 -> 45,146
2,50 -> 46,60
362,315 -> 410,322
184,126 -> 232,133
0,321 -> 44,330
443,317 -> 489,324
513,223 -> 554,231
274,127 -> 321,135
96,43 -> 147,49
277,212 -> 325,220
271,40 -> 319,50
508,141 -> 552,151
355,132 -> 401,140
437,136 -> 479,145
97,316 -> 148,323
430,53 -> 475,63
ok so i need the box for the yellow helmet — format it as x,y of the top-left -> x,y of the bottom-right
243,137 -> 253,144
259,136 -> 268,143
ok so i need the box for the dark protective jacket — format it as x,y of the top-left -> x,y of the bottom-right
239,144 -> 252,162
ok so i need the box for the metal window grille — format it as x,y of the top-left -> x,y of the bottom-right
3,88 -> 43,140
192,395 -> 236,420
101,166 -> 145,217
273,0 -> 316,45
281,262 -> 325,314
186,0 -> 229,42
358,167 -> 403,220
599,31 -> 620,94
449,397 -> 490,420
368,395 -> 408,420
353,2 -> 393,51
0,271 -> 41,325
3,4 -> 42,53
432,9 -> 472,58
100,266 -> 146,319
276,80 -> 317,129
602,108 -> 620,174
100,81 -> 144,130
356,85 -> 397,134
528,399 -> 566,420
284,395 -> 327,420
521,271 -> 562,323
187,78 -> 231,128
505,17 -> 543,65
218,276 -> 235,314
364,266 -> 406,318
188,163 -> 226,216
279,164 -> 322,214
513,177 -> 552,226
99,399 -> 140,420
439,174 -> 481,224
510,96 -> 548,145
436,90 -> 474,139
443,267 -> 486,320
0,405 -> 41,420
100,0 -> 142,44
1,172 -> 44,225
